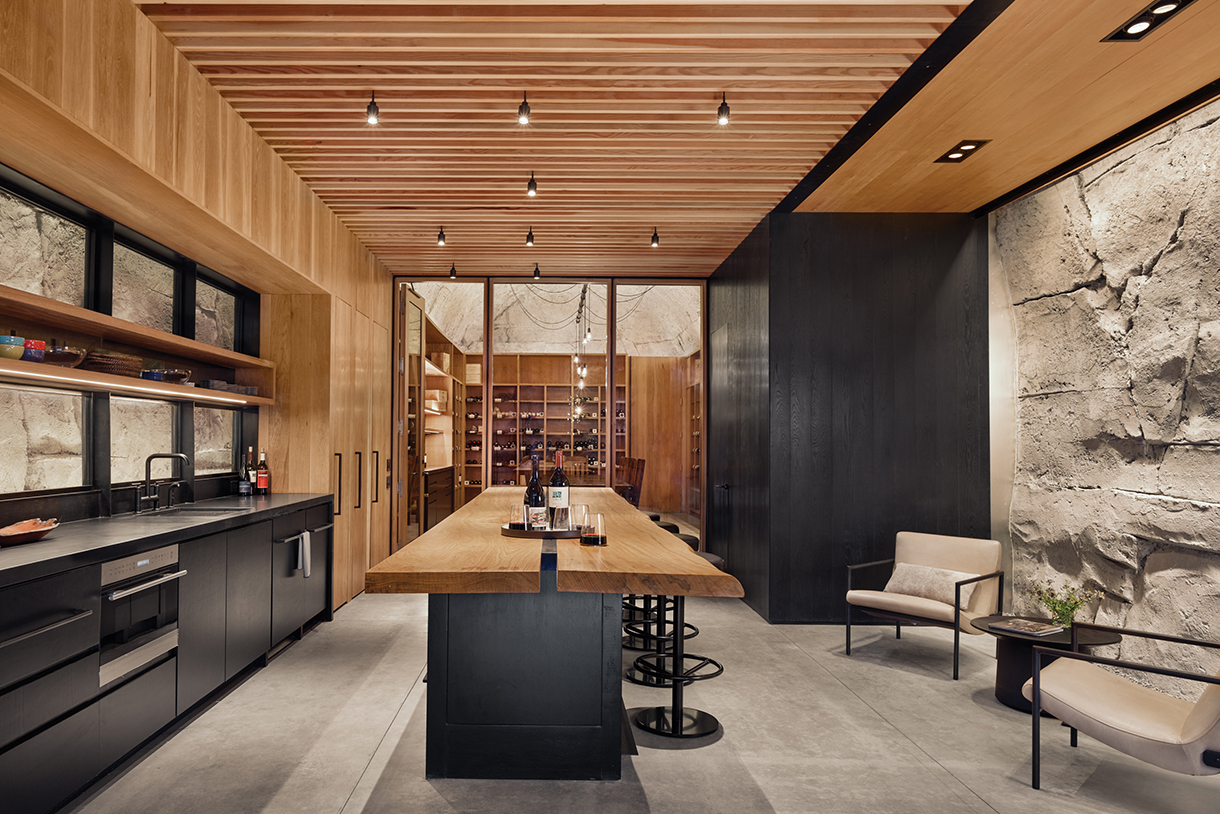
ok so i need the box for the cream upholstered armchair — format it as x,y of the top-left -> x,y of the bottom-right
1023,623 -> 1220,789
845,531 -> 1003,680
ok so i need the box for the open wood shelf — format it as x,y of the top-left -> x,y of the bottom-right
0,284 -> 275,403
0,356 -> 274,407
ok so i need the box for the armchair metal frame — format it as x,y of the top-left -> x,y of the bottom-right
1031,622 -> 1220,789
846,558 -> 1004,680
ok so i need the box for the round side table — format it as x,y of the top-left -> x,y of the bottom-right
971,615 -> 1122,713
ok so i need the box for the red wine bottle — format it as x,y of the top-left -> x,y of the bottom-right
525,455 -> 547,529
548,450 -> 570,530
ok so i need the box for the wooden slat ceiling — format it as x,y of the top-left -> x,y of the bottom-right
137,2 -> 967,278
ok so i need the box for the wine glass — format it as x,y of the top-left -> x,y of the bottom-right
569,503 -> 590,534
505,504 -> 527,531
580,513 -> 607,546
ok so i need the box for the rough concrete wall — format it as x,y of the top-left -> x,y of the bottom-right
994,99 -> 1220,696
0,385 -> 84,492
195,279 -> 236,351
112,244 -> 174,333
194,406 -> 235,475
110,399 -> 175,484
0,187 -> 86,306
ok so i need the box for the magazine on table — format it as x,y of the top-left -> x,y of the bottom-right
988,618 -> 1064,636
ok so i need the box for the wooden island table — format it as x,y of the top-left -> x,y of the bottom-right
365,486 -> 743,780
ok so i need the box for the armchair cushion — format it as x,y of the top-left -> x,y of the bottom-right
1022,658 -> 1220,776
883,562 -> 980,610
845,589 -> 988,633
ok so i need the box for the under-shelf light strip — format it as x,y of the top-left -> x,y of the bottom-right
0,367 -> 250,405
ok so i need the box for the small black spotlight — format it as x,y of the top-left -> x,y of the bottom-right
526,227 -> 534,247
651,228 -> 659,248
366,92 -> 379,124
717,93 -> 730,125
1104,0 -> 1195,41
934,139 -> 990,164
527,172 -> 537,197
437,226 -> 446,246
518,92 -> 531,124
449,263 -> 457,279
533,263 -> 540,280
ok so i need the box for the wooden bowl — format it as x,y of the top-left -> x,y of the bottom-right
0,518 -> 59,546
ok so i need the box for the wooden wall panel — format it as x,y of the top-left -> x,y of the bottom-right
369,321 -> 393,566
627,357 -> 684,514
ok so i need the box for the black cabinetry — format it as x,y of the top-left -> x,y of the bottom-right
0,703 -> 100,814
225,521 -> 272,680
271,506 -> 333,647
0,566 -> 100,690
425,467 -> 454,530
177,533 -> 227,713
100,657 -> 176,771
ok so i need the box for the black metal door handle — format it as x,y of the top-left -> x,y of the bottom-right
372,451 -> 380,503
355,451 -> 363,509
334,452 -> 343,516
716,483 -> 731,490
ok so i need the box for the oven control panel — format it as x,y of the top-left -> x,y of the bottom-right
101,544 -> 180,587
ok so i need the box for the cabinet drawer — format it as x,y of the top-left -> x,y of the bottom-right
0,566 -> 101,691
0,651 -> 98,751
100,656 -> 177,772
0,701 -> 100,814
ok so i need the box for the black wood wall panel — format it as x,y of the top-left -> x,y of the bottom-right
706,218 -> 771,620
710,213 -> 989,624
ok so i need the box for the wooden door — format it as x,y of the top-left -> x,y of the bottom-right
368,321 -> 393,566
331,297 -> 354,606
349,310 -> 372,600
392,284 -> 425,551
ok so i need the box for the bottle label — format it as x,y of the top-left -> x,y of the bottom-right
527,506 -> 548,529
548,486 -> 569,509
257,471 -> 269,490
238,478 -> 252,496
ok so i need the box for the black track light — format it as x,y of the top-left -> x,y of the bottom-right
366,91 -> 379,125
526,227 -> 535,247
449,263 -> 457,279
717,92 -> 730,126
518,92 -> 531,124
533,263 -> 540,280
1104,0 -> 1196,41
437,226 -> 446,246
527,172 -> 537,197
651,228 -> 659,248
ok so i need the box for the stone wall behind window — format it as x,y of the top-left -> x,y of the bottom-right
994,98 -> 1220,696
0,386 -> 84,492
0,187 -> 86,307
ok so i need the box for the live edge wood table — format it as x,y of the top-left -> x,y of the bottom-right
364,487 -> 743,781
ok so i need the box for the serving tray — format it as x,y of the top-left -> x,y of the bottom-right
500,524 -> 580,539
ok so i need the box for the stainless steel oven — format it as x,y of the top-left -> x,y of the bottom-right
99,545 -> 185,687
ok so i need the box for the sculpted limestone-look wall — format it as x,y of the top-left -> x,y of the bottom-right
994,99 -> 1220,694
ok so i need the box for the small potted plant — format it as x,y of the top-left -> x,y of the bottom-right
1029,580 -> 1103,627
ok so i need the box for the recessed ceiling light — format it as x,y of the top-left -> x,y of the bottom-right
518,92 -> 531,125
366,91 -> 379,124
1104,0 -> 1195,41
526,227 -> 534,247
934,140 -> 990,164
717,93 -> 730,126
437,226 -> 445,246
527,172 -> 537,197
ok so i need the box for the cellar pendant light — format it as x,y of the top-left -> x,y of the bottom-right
527,172 -> 537,197
366,92 -> 379,125
437,226 -> 446,246
717,92 -> 730,126
449,263 -> 457,279
518,92 -> 531,125
526,227 -> 534,247
533,263 -> 540,279
651,228 -> 659,248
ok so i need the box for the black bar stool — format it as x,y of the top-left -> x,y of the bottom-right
633,596 -> 724,737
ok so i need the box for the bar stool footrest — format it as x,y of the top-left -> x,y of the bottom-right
624,665 -> 674,687
632,652 -> 723,683
634,706 -> 720,739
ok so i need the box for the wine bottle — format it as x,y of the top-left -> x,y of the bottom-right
246,446 -> 258,495
256,449 -> 270,495
548,450 -> 570,530
239,446 -> 253,496
524,455 -> 547,530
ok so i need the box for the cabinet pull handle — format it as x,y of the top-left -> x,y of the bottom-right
335,452 -> 343,516
355,450 -> 363,509
309,523 -> 334,534
372,451 -> 380,503
0,608 -> 94,650
106,570 -> 188,601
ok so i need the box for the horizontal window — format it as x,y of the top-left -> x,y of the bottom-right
0,384 -> 86,494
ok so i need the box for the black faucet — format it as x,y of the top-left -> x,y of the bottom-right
138,453 -> 192,513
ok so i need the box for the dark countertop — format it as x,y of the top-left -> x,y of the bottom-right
0,493 -> 332,589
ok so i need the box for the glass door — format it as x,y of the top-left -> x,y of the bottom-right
393,283 -> 425,549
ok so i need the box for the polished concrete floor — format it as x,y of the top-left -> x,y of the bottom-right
66,593 -> 1216,814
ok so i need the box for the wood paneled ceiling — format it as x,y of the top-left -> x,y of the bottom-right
137,1 -> 966,278
138,1 -> 1220,278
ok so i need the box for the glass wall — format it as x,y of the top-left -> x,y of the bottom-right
0,186 -> 86,307
194,406 -> 237,475
195,277 -> 237,351
112,243 -> 175,332
0,385 -> 86,492
615,284 -> 703,521
110,397 -> 176,483
491,282 -> 608,487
